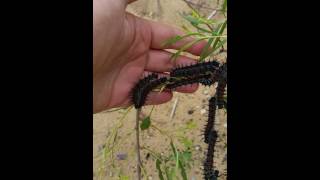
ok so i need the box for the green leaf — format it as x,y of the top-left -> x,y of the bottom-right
191,23 -> 212,33
162,32 -> 206,47
140,116 -> 151,130
183,13 -> 216,25
205,39 -> 227,57
170,141 -> 177,157
169,168 -> 176,180
186,120 -> 197,130
181,24 -> 190,33
156,159 -> 164,180
181,14 -> 214,33
181,137 -> 193,149
167,154 -> 175,161
183,15 -> 201,26
212,20 -> 227,50
198,23 -> 226,60
119,175 -> 129,180
178,160 -> 188,180
191,9 -> 201,18
164,166 -> 172,180
200,37 -> 214,62
169,140 -> 180,179
181,151 -> 192,162
222,0 -> 227,12
171,37 -> 210,61
162,35 -> 183,47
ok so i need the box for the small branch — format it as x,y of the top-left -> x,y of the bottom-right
101,107 -> 124,113
183,0 -> 198,12
182,0 -> 214,32
207,9 -> 217,19
136,109 -> 142,180
183,0 -> 220,11
170,97 -> 179,120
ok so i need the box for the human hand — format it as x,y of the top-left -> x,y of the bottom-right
93,0 -> 207,113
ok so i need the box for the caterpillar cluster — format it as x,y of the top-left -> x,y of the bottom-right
202,64 -> 227,179
131,60 -> 227,180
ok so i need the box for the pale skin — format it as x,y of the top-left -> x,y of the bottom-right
93,0 -> 207,113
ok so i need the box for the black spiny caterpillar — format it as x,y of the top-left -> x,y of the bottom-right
204,97 -> 216,144
166,73 -> 212,89
131,74 -> 167,108
171,61 -> 219,78
203,130 -> 218,180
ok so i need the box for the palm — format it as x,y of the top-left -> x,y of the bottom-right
108,53 -> 150,108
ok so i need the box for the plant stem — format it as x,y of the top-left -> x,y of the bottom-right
136,108 -> 142,180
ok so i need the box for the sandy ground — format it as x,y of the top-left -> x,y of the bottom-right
93,0 -> 227,179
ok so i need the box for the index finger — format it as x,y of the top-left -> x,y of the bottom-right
143,19 -> 208,56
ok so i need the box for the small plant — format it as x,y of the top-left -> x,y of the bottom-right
164,0 -> 227,63
142,139 -> 193,180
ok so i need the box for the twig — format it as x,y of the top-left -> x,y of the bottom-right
183,0 -> 198,12
101,107 -> 124,113
136,109 -> 142,180
182,0 -> 214,32
183,0 -> 219,11
170,97 -> 179,120
207,9 -> 217,19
